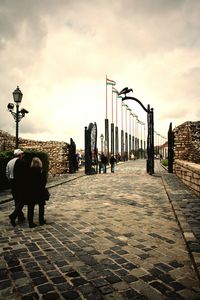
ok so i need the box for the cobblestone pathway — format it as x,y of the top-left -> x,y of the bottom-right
0,160 -> 200,299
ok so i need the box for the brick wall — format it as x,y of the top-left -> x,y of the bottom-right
0,129 -> 70,175
173,121 -> 200,197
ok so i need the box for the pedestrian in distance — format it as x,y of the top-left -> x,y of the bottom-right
98,153 -> 103,173
27,157 -> 48,228
6,149 -> 28,226
101,153 -> 108,173
110,154 -> 116,173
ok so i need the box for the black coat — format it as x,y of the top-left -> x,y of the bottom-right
28,167 -> 47,205
110,156 -> 116,165
13,158 -> 29,202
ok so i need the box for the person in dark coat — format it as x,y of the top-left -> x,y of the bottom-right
27,157 -> 47,228
110,154 -> 116,173
101,154 -> 108,173
8,149 -> 29,226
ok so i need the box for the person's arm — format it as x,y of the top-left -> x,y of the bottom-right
6,163 -> 10,179
41,171 -> 47,187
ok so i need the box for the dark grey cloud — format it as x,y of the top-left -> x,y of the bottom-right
0,1 -> 44,48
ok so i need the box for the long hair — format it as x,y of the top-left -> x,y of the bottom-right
31,157 -> 43,168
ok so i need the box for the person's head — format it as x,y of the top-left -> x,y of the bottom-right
14,149 -> 24,158
31,157 -> 43,168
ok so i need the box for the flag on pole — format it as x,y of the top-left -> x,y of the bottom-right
106,77 -> 116,86
112,86 -> 118,94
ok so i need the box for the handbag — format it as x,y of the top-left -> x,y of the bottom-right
43,187 -> 50,201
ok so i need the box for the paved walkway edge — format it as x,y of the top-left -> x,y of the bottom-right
161,173 -> 200,282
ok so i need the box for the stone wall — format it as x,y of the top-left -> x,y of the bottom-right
0,129 -> 15,151
173,121 -> 200,163
174,160 -> 200,197
0,129 -> 70,175
173,121 -> 200,197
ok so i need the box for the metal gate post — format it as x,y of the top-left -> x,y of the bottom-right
168,122 -> 174,173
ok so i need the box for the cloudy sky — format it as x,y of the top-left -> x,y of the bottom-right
0,0 -> 199,149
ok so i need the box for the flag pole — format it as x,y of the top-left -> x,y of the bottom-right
106,75 -> 108,119
112,89 -> 113,123
105,75 -> 109,156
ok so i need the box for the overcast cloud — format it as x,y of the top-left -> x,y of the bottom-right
0,0 -> 199,148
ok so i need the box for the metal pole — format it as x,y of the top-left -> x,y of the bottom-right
16,103 -> 19,148
149,108 -> 154,174
151,108 -> 154,174
125,106 -> 128,160
111,90 -> 114,155
121,100 -> 124,159
121,129 -> 124,159
105,118 -> 109,156
147,105 -> 151,173
128,109 -> 131,159
140,122 -> 143,158
115,126 -> 119,158
144,124 -> 146,158
111,122 -> 114,155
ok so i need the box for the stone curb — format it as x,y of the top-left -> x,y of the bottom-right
161,173 -> 200,282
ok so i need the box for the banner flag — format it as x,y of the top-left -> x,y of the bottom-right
106,77 -> 116,86
112,86 -> 118,94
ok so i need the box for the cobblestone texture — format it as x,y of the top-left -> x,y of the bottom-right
0,160 -> 200,299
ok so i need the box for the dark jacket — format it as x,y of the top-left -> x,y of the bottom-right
28,167 -> 47,204
110,156 -> 116,165
13,158 -> 29,202
101,155 -> 108,165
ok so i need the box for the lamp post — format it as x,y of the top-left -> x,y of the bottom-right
118,87 -> 154,175
7,86 -> 29,149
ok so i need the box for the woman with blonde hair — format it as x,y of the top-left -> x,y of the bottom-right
28,157 -> 47,228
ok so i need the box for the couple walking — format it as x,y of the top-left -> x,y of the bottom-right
100,153 -> 116,173
6,149 -> 48,228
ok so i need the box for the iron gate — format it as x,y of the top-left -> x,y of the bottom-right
84,122 -> 98,175
69,138 -> 77,173
168,122 -> 174,173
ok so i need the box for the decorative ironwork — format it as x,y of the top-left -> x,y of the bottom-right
85,122 -> 98,175
118,88 -> 154,175
69,138 -> 77,173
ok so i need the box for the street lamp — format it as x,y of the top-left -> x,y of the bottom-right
118,87 -> 154,175
7,86 -> 29,148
